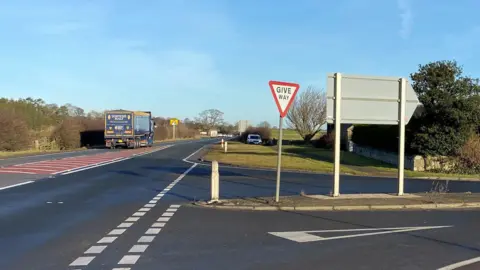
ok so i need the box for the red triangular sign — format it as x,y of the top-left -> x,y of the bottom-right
269,80 -> 300,118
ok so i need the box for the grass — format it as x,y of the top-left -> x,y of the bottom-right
270,129 -> 324,140
204,141 -> 480,180
205,142 -> 358,175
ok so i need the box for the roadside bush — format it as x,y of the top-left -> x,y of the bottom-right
154,123 -> 198,141
456,135 -> 480,173
154,126 -> 169,141
313,132 -> 335,149
176,125 -> 198,138
0,108 -> 31,151
351,125 -> 408,153
81,118 -> 104,130
51,119 -> 83,150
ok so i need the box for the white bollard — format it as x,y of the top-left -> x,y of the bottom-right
210,161 -> 220,202
221,138 -> 224,148
224,141 -> 228,153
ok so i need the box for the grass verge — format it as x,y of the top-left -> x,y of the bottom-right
270,129 -> 324,140
203,141 -> 480,180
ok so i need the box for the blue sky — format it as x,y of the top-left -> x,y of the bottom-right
0,0 -> 479,126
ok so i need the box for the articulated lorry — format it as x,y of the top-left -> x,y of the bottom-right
104,110 -> 156,149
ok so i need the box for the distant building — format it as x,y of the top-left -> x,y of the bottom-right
209,129 -> 218,137
237,120 -> 250,133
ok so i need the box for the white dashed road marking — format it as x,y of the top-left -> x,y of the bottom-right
129,245 -> 149,253
67,146 -> 198,268
108,229 -> 126,235
138,236 -> 155,243
70,256 -> 95,266
84,245 -> 107,254
98,237 -> 117,244
116,205 -> 182,267
145,228 -> 161,235
118,255 -> 140,265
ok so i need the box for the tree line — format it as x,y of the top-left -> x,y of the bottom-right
0,99 -> 223,151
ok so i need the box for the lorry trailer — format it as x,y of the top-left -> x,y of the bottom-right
104,110 -> 156,149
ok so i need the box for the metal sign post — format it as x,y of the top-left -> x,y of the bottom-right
275,116 -> 284,202
326,73 -> 420,197
169,118 -> 179,140
269,80 -> 300,202
333,73 -> 342,197
398,78 -> 407,195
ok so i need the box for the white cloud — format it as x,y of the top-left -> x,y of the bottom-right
397,0 -> 413,39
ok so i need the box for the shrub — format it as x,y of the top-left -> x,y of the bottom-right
351,125 -> 401,153
313,132 -> 335,149
176,125 -> 198,138
456,134 -> 480,173
81,118 -> 104,130
154,126 -> 169,141
51,119 -> 83,150
0,108 -> 31,151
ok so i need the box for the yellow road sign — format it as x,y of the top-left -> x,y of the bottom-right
170,118 -> 179,126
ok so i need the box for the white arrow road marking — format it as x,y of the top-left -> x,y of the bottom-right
268,225 -> 453,243
437,256 -> 480,270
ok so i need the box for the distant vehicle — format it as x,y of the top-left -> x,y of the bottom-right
104,110 -> 156,149
246,134 -> 262,145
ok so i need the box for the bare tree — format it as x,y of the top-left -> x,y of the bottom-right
257,121 -> 271,129
195,109 -> 224,131
286,85 -> 327,141
86,110 -> 103,119
64,103 -> 85,117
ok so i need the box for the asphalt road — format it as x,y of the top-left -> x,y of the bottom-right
1,139 -> 480,270
0,139 -> 198,167
0,139 -> 205,189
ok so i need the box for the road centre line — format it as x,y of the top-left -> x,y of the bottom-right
68,145 -> 199,268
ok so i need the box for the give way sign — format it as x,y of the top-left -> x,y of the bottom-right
269,80 -> 300,118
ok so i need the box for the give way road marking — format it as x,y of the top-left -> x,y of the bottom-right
268,225 -> 453,243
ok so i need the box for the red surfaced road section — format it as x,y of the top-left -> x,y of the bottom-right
0,145 -> 170,175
